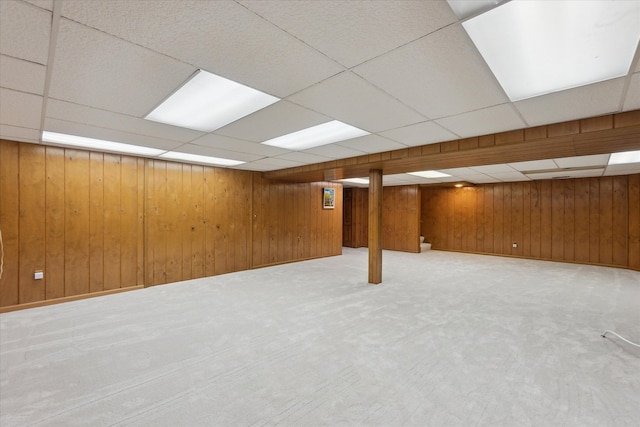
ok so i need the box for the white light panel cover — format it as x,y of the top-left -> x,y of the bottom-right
407,171 -> 452,179
338,178 -> 369,184
42,131 -> 165,156
463,1 -> 640,101
447,0 -> 504,19
609,150 -> 640,165
159,151 -> 244,166
145,70 -> 279,132
262,120 -> 369,151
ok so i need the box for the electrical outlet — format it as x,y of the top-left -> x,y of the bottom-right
512,242 -> 518,248
34,271 -> 44,280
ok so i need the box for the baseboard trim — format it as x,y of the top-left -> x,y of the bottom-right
0,285 -> 144,313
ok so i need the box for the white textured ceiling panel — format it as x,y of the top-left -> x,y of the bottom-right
288,72 -> 425,133
0,0 -> 51,64
240,0 -> 457,68
0,55 -> 46,95
470,164 -> 517,174
46,99 -> 204,143
623,73 -> 640,111
353,24 -> 508,119
44,118 -> 184,151
487,171 -> 530,181
527,169 -> 605,180
508,159 -> 558,172
23,0 -> 53,11
435,104 -> 526,138
245,157 -> 305,169
514,78 -> 626,127
335,134 -> 406,153
380,121 -> 459,146
0,124 -> 41,144
190,134 -> 288,157
0,88 -> 42,129
554,154 -> 609,168
275,152 -> 333,165
437,167 -> 489,179
302,144 -> 367,159
604,164 -> 640,175
215,101 -> 330,143
49,19 -> 196,117
469,176 -> 501,183
61,0 -> 342,98
170,144 -> 263,163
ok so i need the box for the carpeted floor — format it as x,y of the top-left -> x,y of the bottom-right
1,248 -> 639,426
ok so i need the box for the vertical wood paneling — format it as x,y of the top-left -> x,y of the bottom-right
420,175 -> 640,270
204,167 -> 216,277
599,177 -> 613,265
628,174 -> 640,270
612,176 -> 628,266
563,180 -> 575,261
191,165 -> 205,279
181,165 -> 193,280
0,141 -> 20,307
18,144 -> 46,303
45,147 -> 65,300
165,162 -> 182,283
103,154 -> 122,289
574,179 -> 590,263
64,150 -> 90,297
120,156 -> 138,287
89,152 -> 104,293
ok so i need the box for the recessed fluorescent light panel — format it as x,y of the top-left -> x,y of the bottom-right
407,170 -> 452,179
261,120 -> 369,151
609,150 -> 640,165
42,131 -> 165,156
447,0 -> 505,19
145,69 -> 279,132
462,0 -> 640,101
159,151 -> 245,166
338,178 -> 369,184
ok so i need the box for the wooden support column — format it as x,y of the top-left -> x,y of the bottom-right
368,169 -> 382,284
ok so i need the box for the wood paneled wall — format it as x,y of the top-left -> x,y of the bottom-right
421,175 -> 640,270
343,185 -> 421,253
252,175 -> 342,267
0,141 -> 144,308
0,140 -> 343,310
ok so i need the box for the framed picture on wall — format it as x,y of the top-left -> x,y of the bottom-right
323,188 -> 335,209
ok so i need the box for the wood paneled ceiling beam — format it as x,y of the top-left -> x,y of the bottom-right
264,110 -> 640,183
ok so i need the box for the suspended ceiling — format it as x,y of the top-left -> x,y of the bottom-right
1,0 -> 639,186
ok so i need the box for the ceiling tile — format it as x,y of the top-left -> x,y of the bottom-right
380,121 -> 458,146
44,118 -> 184,151
527,169 -> 605,180
215,101 -> 330,143
437,167 -> 488,178
435,104 -> 526,138
0,55 -> 46,95
287,71 -> 425,133
303,143 -> 366,159
335,134 -> 406,153
170,143 -> 263,162
275,152 -> 333,164
0,88 -> 42,129
514,78 -> 626,126
240,0 -> 457,68
554,154 -> 609,168
470,164 -> 517,174
46,99 -> 204,143
0,0 -> 51,64
0,124 -> 41,144
23,0 -> 54,11
487,171 -> 530,181
190,133 -> 289,157
61,0 -> 342,98
468,176 -> 501,183
49,19 -> 196,117
604,164 -> 640,175
230,162 -> 279,172
242,157 -> 304,169
508,159 -> 558,172
623,73 -> 640,111
354,24 -> 508,119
